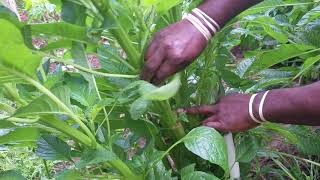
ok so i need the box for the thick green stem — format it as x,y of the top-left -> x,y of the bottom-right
91,0 -> 140,68
154,101 -> 186,140
7,68 -> 97,147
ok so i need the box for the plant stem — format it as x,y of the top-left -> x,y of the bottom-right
91,0 -> 140,68
154,101 -> 186,140
8,68 -> 97,147
72,63 -> 138,78
43,159 -> 51,179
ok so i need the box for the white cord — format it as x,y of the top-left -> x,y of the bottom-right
192,9 -> 217,34
259,91 -> 270,122
249,94 -> 262,124
194,8 -> 221,30
185,14 -> 211,41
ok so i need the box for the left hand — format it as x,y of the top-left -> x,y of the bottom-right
180,94 -> 259,132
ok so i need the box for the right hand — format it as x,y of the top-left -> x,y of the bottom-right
141,19 -> 208,85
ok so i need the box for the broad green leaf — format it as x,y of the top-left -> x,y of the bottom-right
14,86 -> 71,117
0,127 -> 40,145
129,97 -> 150,120
181,162 -> 219,180
0,170 -> 26,180
36,135 -> 72,161
143,0 -> 182,12
142,74 -> 181,101
0,19 -> 42,78
183,126 -> 228,172
244,44 -> 315,76
56,169 -> 83,180
66,76 -> 97,107
182,171 -> 219,180
76,147 -> 116,168
0,120 -> 15,128
30,22 -> 90,43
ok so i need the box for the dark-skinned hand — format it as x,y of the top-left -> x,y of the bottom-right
180,94 -> 259,133
141,19 -> 208,84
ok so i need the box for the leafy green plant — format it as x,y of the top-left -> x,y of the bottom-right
0,0 -> 320,179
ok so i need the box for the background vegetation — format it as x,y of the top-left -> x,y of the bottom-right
0,0 -> 320,179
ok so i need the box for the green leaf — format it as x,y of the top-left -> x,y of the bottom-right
129,97 -> 150,120
56,169 -> 83,180
236,135 -> 261,163
143,0 -> 182,12
30,22 -> 90,43
36,135 -> 72,161
244,44 -> 315,76
0,120 -> 16,128
181,163 -> 219,180
76,147 -> 116,168
295,55 -> 320,78
14,86 -> 71,117
262,122 -> 298,143
107,119 -> 159,139
0,19 -> 42,78
297,6 -> 320,26
183,127 -> 228,172
182,171 -> 219,180
0,170 -> 26,180
141,74 -> 181,101
0,127 -> 40,145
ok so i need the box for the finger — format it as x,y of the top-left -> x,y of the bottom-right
151,61 -> 177,85
144,40 -> 158,60
201,116 -> 225,132
141,47 -> 165,82
183,105 -> 218,115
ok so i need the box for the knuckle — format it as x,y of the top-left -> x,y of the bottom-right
145,62 -> 158,70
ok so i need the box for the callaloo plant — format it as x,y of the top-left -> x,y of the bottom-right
0,0 -> 229,179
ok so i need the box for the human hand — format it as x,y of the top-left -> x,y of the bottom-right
180,94 -> 259,132
141,19 -> 208,85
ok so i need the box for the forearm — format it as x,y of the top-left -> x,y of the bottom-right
255,82 -> 320,125
198,0 -> 263,27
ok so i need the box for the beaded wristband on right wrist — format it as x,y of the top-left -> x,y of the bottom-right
184,8 -> 220,42
249,91 -> 271,124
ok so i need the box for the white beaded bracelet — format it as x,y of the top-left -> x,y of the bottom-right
258,91 -> 270,122
184,8 -> 220,42
192,9 -> 217,34
249,94 -> 262,124
185,14 -> 212,41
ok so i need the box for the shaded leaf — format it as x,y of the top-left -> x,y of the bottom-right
76,147 -> 116,168
129,97 -> 150,120
245,44 -> 315,76
0,170 -> 26,180
36,135 -> 72,161
0,127 -> 40,145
